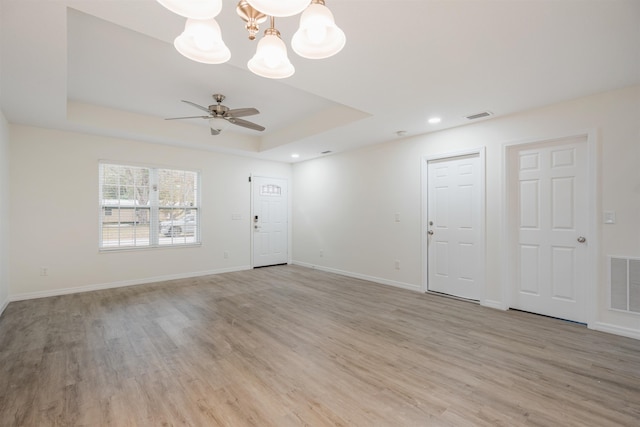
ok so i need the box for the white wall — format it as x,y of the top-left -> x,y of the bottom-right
0,110 -> 9,314
292,84 -> 640,338
9,125 -> 291,298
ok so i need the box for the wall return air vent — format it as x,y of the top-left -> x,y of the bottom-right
610,256 -> 640,314
465,111 -> 493,120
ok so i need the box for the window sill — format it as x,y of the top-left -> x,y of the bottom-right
99,242 -> 202,253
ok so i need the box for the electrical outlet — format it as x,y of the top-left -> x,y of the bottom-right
319,249 -> 324,258
223,251 -> 229,259
394,260 -> 400,270
40,267 -> 48,276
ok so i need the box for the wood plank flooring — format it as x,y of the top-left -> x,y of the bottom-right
1,265 -> 639,426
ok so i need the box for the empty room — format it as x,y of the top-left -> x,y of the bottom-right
1,0 -> 639,425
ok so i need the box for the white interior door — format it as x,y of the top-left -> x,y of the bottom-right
252,176 -> 288,268
510,137 -> 588,322
427,154 -> 483,300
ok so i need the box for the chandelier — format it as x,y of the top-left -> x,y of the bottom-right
157,0 -> 346,79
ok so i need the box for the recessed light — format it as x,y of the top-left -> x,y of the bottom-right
428,117 -> 441,124
291,153 -> 300,158
396,130 -> 407,136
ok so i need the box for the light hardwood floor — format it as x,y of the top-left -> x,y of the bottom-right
1,265 -> 639,426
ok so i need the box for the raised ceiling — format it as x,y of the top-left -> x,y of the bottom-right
1,0 -> 639,162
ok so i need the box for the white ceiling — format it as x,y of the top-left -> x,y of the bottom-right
1,0 -> 639,163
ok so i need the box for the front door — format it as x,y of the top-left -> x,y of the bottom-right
426,154 -> 483,300
510,136 -> 589,322
252,176 -> 288,268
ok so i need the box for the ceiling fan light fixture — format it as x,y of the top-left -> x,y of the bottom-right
157,0 -> 222,19
209,117 -> 230,133
291,1 -> 345,59
174,18 -> 231,64
246,0 -> 311,17
248,28 -> 295,79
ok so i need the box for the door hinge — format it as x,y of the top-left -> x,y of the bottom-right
248,176 -> 252,182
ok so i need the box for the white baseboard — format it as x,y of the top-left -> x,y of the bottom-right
590,322 -> 640,340
0,295 -> 8,317
9,265 -> 251,302
481,299 -> 508,310
292,261 -> 421,292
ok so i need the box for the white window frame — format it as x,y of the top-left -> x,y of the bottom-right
99,162 -> 201,250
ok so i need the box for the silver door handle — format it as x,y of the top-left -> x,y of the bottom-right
577,236 -> 586,243
427,230 -> 434,235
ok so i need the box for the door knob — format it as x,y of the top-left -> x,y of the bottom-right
427,230 -> 434,235
577,236 -> 586,243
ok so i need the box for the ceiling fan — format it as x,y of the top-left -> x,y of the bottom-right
165,93 -> 265,135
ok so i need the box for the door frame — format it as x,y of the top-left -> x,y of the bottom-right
501,130 -> 598,326
421,147 -> 486,301
250,174 -> 291,268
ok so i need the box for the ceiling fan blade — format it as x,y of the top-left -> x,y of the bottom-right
181,100 -> 210,113
210,128 -> 220,136
165,115 -> 210,120
228,117 -> 266,132
227,107 -> 259,118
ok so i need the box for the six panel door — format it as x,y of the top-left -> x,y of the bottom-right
511,137 -> 588,322
427,154 -> 482,300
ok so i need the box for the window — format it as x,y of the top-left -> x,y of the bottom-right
99,163 -> 200,249
260,184 -> 282,196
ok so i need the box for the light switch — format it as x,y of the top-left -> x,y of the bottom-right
395,213 -> 400,222
604,211 -> 616,224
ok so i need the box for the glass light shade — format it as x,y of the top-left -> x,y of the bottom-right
291,3 -> 345,59
157,0 -> 222,19
247,0 -> 311,17
174,18 -> 230,64
209,117 -> 230,132
247,34 -> 295,79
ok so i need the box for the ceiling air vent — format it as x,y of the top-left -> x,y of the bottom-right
321,150 -> 332,154
465,111 -> 493,120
